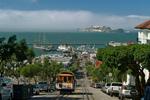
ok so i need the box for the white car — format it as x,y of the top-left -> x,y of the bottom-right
107,82 -> 122,96
0,77 -> 13,100
101,83 -> 110,93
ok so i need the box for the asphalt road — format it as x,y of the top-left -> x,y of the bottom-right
29,78 -> 119,100
29,89 -> 118,100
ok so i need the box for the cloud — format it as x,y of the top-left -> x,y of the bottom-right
0,10 -> 149,32
127,15 -> 150,19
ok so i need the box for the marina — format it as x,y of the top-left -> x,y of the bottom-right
0,32 -> 137,56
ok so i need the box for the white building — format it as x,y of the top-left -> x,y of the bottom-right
136,20 -> 150,44
135,20 -> 150,82
123,74 -> 135,85
137,29 -> 150,44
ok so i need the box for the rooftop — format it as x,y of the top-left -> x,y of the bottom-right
135,20 -> 150,29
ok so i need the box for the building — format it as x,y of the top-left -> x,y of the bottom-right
135,20 -> 150,82
80,25 -> 112,32
135,20 -> 150,44
95,60 -> 102,69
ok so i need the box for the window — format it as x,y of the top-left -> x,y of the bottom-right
112,83 -> 122,86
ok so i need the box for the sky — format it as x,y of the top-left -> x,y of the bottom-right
0,0 -> 150,32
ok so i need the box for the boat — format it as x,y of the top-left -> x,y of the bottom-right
108,41 -> 122,47
33,44 -> 53,51
33,33 -> 53,51
107,41 -> 133,47
77,45 -> 96,53
57,44 -> 71,52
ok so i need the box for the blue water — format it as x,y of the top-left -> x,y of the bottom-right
0,32 -> 138,55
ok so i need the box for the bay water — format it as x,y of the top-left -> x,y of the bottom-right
0,32 -> 138,56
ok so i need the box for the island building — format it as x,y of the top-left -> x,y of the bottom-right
80,25 -> 112,32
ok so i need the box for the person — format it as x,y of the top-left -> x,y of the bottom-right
144,78 -> 150,100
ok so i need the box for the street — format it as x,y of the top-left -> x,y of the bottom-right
29,87 -> 119,100
29,78 -> 119,100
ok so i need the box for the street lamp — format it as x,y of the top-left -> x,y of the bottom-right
109,73 -> 112,82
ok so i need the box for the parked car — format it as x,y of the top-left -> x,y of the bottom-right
49,83 -> 56,92
118,85 -> 138,100
93,83 -> 104,88
101,83 -> 111,93
0,77 -> 13,100
33,84 -> 40,95
130,87 -> 139,100
38,81 -> 49,92
107,82 -> 122,96
90,83 -> 94,87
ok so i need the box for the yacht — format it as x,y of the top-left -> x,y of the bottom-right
108,41 -> 128,47
33,44 -> 53,51
57,44 -> 71,52
33,33 -> 53,51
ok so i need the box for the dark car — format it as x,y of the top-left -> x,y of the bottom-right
94,83 -> 104,88
91,83 -> 104,88
119,85 -> 138,100
49,83 -> 56,92
38,82 -> 49,92
130,87 -> 138,100
33,84 -> 40,95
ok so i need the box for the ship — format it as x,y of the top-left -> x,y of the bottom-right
107,41 -> 134,47
33,44 -> 53,51
57,44 -> 72,52
33,33 -> 53,51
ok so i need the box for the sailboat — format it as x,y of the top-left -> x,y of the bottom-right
33,44 -> 53,51
33,33 -> 53,51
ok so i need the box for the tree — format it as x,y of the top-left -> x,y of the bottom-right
91,67 -> 101,82
97,44 -> 150,99
0,35 -> 35,84
69,62 -> 79,73
15,39 -> 29,63
86,65 -> 94,76
39,58 -> 64,83
50,61 -> 63,82
20,63 -> 41,84
0,35 -> 17,76
26,48 -> 35,64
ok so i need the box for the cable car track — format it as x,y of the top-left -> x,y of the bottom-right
81,78 -> 95,100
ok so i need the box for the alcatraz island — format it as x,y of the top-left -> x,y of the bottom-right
78,25 -> 125,33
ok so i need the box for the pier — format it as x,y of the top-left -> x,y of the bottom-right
27,43 -> 106,46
